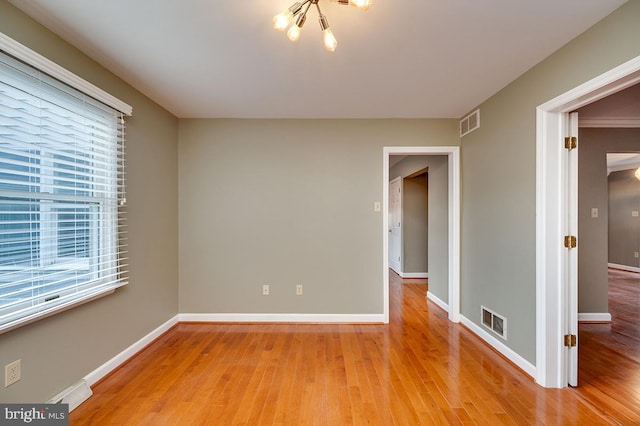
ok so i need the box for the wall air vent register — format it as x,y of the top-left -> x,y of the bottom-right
460,109 -> 480,137
481,305 -> 507,340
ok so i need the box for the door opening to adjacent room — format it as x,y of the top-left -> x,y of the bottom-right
382,147 -> 460,324
536,56 -> 640,388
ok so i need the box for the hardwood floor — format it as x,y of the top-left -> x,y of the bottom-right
574,268 -> 640,424
71,272 -> 618,425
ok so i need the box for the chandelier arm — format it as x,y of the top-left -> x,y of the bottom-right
297,0 -> 313,16
301,0 -> 313,20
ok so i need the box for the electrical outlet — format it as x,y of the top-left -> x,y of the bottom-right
262,284 -> 269,296
5,359 -> 21,387
635,252 -> 639,259
296,284 -> 303,296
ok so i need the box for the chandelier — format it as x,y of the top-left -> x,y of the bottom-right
273,0 -> 371,52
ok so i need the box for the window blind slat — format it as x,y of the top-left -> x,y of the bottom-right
0,83 -> 120,135
0,113 -> 120,163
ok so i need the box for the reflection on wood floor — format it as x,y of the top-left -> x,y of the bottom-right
575,268 -> 640,424
71,270 -> 618,424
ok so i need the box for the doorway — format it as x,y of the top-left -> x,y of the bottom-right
382,146 -> 460,324
536,56 -> 640,388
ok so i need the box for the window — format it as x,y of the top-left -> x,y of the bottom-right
0,36 -> 130,334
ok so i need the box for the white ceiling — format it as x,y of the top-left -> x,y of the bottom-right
8,0 -> 627,119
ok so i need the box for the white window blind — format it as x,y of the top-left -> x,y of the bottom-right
0,48 -> 128,334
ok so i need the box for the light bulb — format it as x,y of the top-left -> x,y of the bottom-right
350,0 -> 371,10
273,2 -> 303,31
273,10 -> 293,31
319,14 -> 337,52
287,24 -> 301,41
635,167 -> 640,181
287,13 -> 306,42
323,28 -> 337,52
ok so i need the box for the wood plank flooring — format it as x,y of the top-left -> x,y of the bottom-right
574,268 -> 640,424
71,272 -> 621,425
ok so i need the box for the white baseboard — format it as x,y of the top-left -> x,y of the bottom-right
578,312 -> 612,323
400,272 -> 428,279
608,263 -> 640,273
426,291 -> 448,313
179,313 -> 385,323
460,314 -> 536,379
83,315 -> 179,387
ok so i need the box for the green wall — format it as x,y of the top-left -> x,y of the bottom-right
178,119 -> 458,315
0,2 -> 179,403
461,0 -> 640,363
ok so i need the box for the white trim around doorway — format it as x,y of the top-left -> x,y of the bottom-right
382,146 -> 460,324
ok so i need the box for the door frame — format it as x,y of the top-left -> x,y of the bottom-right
382,146 -> 460,324
536,56 -> 640,388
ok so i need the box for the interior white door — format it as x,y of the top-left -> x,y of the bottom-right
567,111 -> 579,387
389,177 -> 402,274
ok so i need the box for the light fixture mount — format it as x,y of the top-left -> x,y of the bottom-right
273,0 -> 371,52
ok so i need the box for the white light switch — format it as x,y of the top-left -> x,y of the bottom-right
591,208 -> 598,218
374,202 -> 381,212
633,211 -> 639,217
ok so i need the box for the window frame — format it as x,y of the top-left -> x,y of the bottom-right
0,32 -> 132,334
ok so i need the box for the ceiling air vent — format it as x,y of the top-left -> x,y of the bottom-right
460,109 -> 480,137
481,305 -> 507,340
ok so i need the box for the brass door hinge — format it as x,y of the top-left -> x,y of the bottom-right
564,235 -> 577,248
564,334 -> 577,347
564,136 -> 577,150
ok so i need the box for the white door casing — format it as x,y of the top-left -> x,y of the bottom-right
388,176 -> 402,274
536,56 -> 640,388
382,146 -> 460,324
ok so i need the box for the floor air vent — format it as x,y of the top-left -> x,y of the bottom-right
48,379 -> 93,412
481,306 -> 507,340
460,109 -> 480,137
